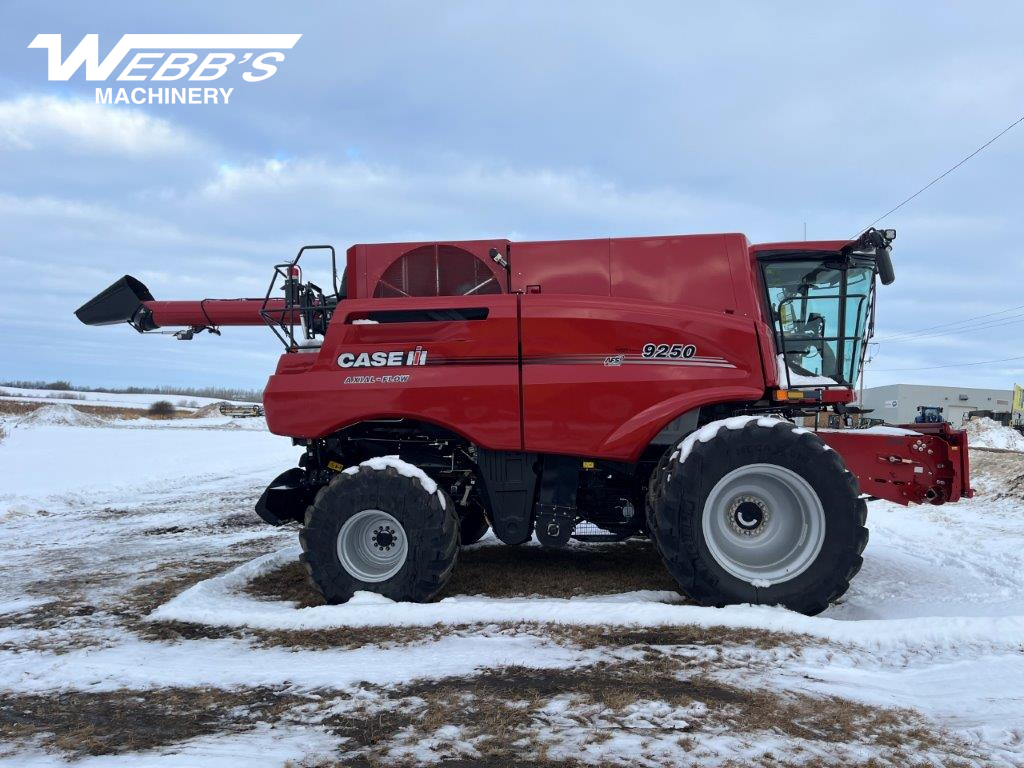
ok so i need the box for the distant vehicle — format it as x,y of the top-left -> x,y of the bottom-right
219,404 -> 264,418
915,405 -> 944,424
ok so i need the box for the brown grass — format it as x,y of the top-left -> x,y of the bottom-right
0,650 -> 971,766
248,539 -> 680,610
970,447 -> 1024,500
140,616 -> 804,655
0,687 -> 307,758
0,400 -> 146,420
307,654 -> 967,767
0,400 -> 199,420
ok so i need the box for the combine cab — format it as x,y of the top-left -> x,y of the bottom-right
77,228 -> 972,615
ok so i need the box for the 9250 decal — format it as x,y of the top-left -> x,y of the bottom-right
641,343 -> 697,359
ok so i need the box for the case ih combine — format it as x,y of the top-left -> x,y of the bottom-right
77,228 -> 971,615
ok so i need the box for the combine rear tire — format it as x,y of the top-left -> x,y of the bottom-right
299,463 -> 458,604
647,418 -> 868,615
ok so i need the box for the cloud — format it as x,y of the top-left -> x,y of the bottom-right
0,192 -> 192,243
0,94 -> 198,155
198,156 -> 761,239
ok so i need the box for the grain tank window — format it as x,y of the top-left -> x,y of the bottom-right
374,245 -> 502,298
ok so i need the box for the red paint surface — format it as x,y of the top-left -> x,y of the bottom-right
134,232 -> 969,503
818,422 -> 972,506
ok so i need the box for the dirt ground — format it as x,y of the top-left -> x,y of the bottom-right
1,425 -> 1018,766
0,517 -> 977,767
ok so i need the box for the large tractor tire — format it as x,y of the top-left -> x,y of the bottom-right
647,417 -> 868,616
299,463 -> 458,604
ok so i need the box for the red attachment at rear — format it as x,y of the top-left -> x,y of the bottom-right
816,423 -> 972,506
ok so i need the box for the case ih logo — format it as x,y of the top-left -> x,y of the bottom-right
28,34 -> 301,105
337,347 -> 429,369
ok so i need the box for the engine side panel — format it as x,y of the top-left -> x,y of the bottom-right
519,294 -> 767,461
263,294 -> 522,449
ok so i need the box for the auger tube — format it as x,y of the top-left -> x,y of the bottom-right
75,275 -> 291,331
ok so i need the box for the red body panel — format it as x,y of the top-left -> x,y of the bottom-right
264,294 -> 523,451
264,234 -> 777,461
519,294 -> 765,461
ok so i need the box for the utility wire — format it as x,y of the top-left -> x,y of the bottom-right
854,112 -> 1024,237
877,311 -> 1024,343
871,353 -> 1024,372
876,302 -> 1024,341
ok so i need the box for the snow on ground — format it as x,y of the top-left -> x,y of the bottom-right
0,410 -> 285,511
2,408 -> 1024,765
966,416 -> 1024,451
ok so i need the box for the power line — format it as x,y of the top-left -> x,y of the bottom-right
877,310 -> 1024,343
854,112 -> 1024,237
876,302 -> 1024,342
870,353 -> 1024,372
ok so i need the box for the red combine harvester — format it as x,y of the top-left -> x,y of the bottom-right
77,228 -> 971,614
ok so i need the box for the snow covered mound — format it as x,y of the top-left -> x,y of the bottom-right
965,417 -> 1024,451
16,403 -> 107,428
191,401 -> 230,418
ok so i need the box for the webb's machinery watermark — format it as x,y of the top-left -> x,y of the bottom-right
27,33 -> 301,104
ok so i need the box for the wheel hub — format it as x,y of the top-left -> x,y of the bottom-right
373,525 -> 397,550
728,496 -> 770,537
336,509 -> 409,583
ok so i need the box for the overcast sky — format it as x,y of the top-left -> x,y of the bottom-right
1,2 -> 1023,391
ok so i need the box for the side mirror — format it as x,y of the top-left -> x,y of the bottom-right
876,246 -> 895,285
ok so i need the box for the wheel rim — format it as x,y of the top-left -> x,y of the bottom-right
336,509 -> 408,583
701,463 -> 825,586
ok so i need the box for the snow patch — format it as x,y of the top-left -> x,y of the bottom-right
343,455 -> 439,494
16,403 -> 107,428
0,596 -> 54,617
966,417 -> 1024,452
150,545 -> 1024,652
675,415 -> 785,464
776,355 -> 839,386
0,421 -> 299,512
847,425 -> 921,437
0,632 -> 595,694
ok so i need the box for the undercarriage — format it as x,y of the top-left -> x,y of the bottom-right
256,418 -> 652,547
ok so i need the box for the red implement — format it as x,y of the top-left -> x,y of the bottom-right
817,423 -> 972,505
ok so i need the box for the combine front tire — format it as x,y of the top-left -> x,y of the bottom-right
299,463 -> 458,604
458,503 -> 490,546
647,418 -> 868,616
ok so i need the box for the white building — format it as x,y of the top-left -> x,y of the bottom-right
858,384 -> 1012,426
